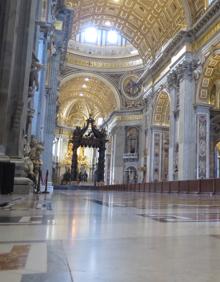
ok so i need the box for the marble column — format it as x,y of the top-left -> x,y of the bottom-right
41,7 -> 73,184
143,91 -> 154,182
6,1 -> 37,159
105,136 -> 112,185
0,0 -> 37,180
109,134 -> 115,184
177,60 -> 197,180
0,0 -> 16,157
111,126 -> 125,184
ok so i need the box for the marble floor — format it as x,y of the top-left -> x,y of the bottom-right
1,191 -> 220,281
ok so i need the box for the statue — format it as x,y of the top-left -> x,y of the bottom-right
63,142 -> 73,165
23,135 -> 43,189
29,135 -> 44,176
77,147 -> 88,168
29,52 -> 43,91
23,136 -> 34,179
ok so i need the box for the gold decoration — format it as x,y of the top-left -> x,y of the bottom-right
77,147 -> 88,168
63,142 -> 73,165
197,44 -> 220,104
58,75 -> 118,127
192,20 -> 220,52
68,0 -> 189,61
66,52 -> 143,70
153,91 -> 170,126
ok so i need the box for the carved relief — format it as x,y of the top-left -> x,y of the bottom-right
197,114 -> 208,179
124,99 -> 145,109
153,132 -> 161,181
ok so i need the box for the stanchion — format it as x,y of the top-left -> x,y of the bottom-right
42,170 -> 50,194
212,178 -> 216,195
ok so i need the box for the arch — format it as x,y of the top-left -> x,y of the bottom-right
60,72 -> 121,109
196,43 -> 220,105
58,72 -> 121,127
150,90 -> 170,182
152,91 -> 171,126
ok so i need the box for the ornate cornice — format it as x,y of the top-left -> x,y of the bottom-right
66,52 -> 143,72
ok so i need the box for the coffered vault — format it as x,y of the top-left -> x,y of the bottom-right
65,0 -> 207,61
58,74 -> 120,127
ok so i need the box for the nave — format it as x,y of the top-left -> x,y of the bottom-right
0,191 -> 220,282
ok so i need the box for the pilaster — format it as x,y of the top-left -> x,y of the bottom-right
195,105 -> 210,179
111,126 -> 125,184
177,59 -> 197,180
5,0 -> 37,158
167,71 -> 179,180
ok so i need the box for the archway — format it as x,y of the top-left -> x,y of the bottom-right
151,91 -> 170,181
196,44 -> 220,178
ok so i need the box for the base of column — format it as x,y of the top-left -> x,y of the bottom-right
13,177 -> 33,194
10,158 -> 26,177
0,155 -> 10,162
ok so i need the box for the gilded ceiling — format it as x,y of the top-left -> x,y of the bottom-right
153,91 -> 170,126
58,75 -> 119,127
198,44 -> 220,105
65,0 -> 207,61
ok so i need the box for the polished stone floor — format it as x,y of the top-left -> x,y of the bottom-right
1,190 -> 220,281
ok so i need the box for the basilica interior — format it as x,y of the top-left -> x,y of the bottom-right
1,0 -> 220,281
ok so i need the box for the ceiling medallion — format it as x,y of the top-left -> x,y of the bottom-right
121,74 -> 143,100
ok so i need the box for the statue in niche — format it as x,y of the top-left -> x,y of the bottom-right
127,128 -> 138,154
126,167 -> 137,184
29,52 -> 43,91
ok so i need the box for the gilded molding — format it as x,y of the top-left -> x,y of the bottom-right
66,52 -> 143,71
